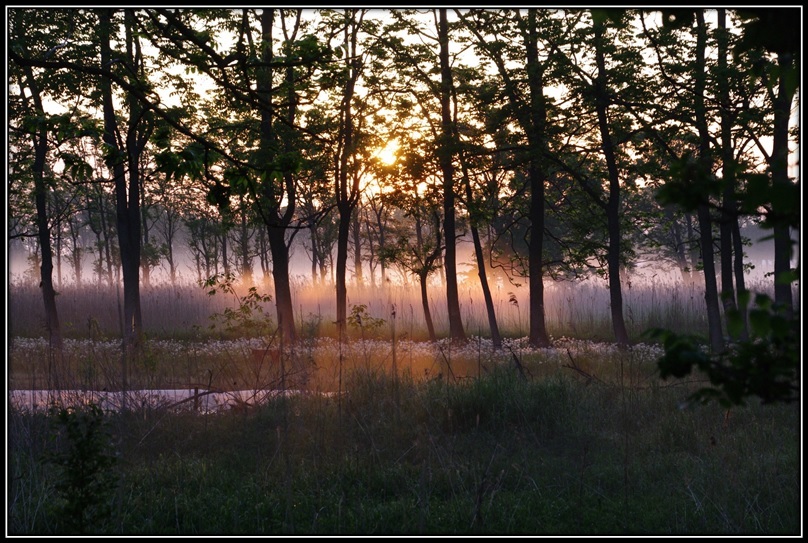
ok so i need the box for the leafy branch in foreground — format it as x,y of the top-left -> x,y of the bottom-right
647,292 -> 799,407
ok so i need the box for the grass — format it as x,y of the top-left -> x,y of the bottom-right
7,335 -> 802,535
9,274 -> 772,343
6,277 -> 801,535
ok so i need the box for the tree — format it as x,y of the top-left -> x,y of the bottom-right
551,9 -> 644,347
100,9 -> 154,354
437,9 -> 467,342
692,10 -> 725,353
254,8 -> 301,343
715,8 -> 741,339
362,186 -> 393,287
297,166 -> 338,286
449,63 -> 505,348
146,8 -> 333,343
139,175 -> 167,289
315,8 -> 390,338
185,210 -> 220,283
733,9 -> 800,314
151,168 -> 192,286
9,14 -> 64,359
382,208 -> 443,342
457,9 -> 557,347
85,179 -> 118,287
8,8 -> 99,362
643,8 -> 800,407
629,10 -> 726,352
330,8 -> 363,338
379,146 -> 446,342
380,9 -> 472,341
455,121 -> 504,348
232,193 -> 256,285
63,193 -> 87,287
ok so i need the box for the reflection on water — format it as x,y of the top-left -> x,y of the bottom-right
8,388 -> 318,415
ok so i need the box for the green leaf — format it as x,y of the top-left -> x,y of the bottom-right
737,290 -> 751,311
748,309 -> 771,337
774,269 -> 799,286
726,308 -> 744,339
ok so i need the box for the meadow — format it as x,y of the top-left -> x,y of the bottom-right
8,273 -> 723,342
6,275 -> 802,535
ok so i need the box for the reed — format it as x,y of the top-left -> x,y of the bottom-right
8,276 -> 786,342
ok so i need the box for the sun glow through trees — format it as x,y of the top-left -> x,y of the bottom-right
375,139 -> 398,166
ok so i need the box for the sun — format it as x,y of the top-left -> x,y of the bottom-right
375,140 -> 398,165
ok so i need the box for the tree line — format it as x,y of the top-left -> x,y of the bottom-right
8,9 -> 800,397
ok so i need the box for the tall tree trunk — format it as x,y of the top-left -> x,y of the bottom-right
593,17 -> 630,348
87,193 -> 103,285
21,63 -> 63,362
771,49 -> 796,313
309,223 -> 320,285
238,197 -> 253,285
258,9 -> 297,343
694,11 -> 724,353
140,172 -> 151,289
371,200 -> 388,284
684,212 -> 701,286
352,209 -> 363,286
336,204 -> 352,337
101,8 -> 139,402
98,187 -> 115,287
121,9 -> 147,346
524,9 -> 550,348
193,251 -> 202,284
101,9 -> 141,367
220,225 -> 230,276
668,210 -> 693,284
254,225 -> 269,285
276,10 -> 301,323
69,221 -> 82,287
55,226 -> 63,290
363,211 -> 378,289
166,220 -> 177,286
458,148 -> 501,347
419,270 -> 437,342
268,226 -> 297,342
334,9 -> 362,339
716,9 -> 747,340
199,226 -> 212,278
731,219 -> 749,339
438,8 -> 466,342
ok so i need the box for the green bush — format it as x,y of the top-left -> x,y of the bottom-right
44,403 -> 118,534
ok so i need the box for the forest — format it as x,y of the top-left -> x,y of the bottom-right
6,8 -> 801,535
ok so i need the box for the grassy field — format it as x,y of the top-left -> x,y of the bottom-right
7,274 -> 733,342
6,277 -> 802,535
7,335 -> 802,535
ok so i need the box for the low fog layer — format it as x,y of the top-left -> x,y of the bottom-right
6,223 -> 793,289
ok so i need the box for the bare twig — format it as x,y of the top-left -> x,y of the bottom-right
561,349 -> 607,386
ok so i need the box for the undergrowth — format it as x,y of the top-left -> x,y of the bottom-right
8,357 -> 801,535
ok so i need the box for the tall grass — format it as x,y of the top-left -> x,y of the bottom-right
8,354 -> 801,534
7,274 -> 800,535
6,275 -> 785,342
